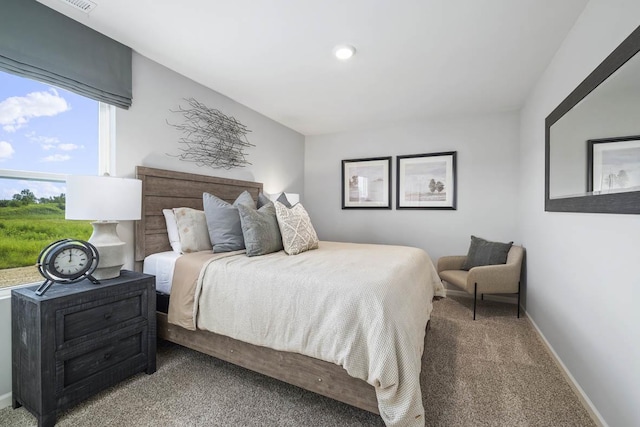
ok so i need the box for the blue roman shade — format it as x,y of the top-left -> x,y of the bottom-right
0,0 -> 132,109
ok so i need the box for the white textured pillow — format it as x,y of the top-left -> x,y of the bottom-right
274,201 -> 319,255
162,209 -> 182,253
173,207 -> 212,253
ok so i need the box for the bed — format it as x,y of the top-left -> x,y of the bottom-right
134,166 -> 445,426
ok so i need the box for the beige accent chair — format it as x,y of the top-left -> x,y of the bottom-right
437,245 -> 524,320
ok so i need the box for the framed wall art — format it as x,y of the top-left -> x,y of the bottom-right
587,135 -> 640,194
396,151 -> 457,209
341,157 -> 392,209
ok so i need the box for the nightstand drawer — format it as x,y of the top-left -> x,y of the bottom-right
60,290 -> 145,344
62,327 -> 147,388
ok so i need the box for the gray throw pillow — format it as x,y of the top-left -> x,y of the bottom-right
257,192 -> 272,209
238,202 -> 283,256
462,235 -> 513,270
276,192 -> 292,208
203,191 -> 256,252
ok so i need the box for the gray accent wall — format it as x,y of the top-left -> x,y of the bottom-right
116,53 -> 304,190
304,112 -> 521,262
519,0 -> 640,425
114,53 -> 305,271
0,52 -> 304,402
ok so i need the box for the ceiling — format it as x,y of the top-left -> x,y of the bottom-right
37,0 -> 589,136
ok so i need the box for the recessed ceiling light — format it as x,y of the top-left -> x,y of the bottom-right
334,45 -> 356,60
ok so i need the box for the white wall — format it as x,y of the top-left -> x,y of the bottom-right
304,112 -> 520,263
114,53 -> 305,270
519,1 -> 640,426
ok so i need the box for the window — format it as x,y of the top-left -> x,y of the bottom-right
0,71 -> 113,289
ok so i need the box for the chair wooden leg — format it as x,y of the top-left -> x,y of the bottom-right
481,293 -> 484,300
517,281 -> 521,318
473,283 -> 477,320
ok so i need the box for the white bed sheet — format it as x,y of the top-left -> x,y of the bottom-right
143,251 -> 181,294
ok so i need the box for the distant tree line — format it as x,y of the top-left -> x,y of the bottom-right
0,189 -> 66,209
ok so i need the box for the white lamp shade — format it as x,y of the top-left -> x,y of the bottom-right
66,175 -> 142,221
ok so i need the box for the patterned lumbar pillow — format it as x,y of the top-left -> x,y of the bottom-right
172,207 -> 212,253
274,201 -> 319,255
238,202 -> 283,256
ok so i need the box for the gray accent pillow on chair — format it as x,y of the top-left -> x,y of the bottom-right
203,191 -> 255,252
238,202 -> 283,256
462,235 -> 513,270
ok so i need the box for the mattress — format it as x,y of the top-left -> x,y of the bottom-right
142,250 -> 181,294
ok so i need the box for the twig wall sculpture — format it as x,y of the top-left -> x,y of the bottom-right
167,98 -> 254,169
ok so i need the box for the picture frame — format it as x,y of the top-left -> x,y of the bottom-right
587,135 -> 640,194
396,151 -> 457,210
341,157 -> 392,209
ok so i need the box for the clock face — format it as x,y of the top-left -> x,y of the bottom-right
48,244 -> 93,279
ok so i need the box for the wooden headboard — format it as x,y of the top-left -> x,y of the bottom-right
134,166 -> 263,261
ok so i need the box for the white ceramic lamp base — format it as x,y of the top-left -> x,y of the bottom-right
88,221 -> 125,280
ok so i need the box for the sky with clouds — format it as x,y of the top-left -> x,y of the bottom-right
0,71 -> 99,200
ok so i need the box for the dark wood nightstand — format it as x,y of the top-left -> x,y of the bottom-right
11,270 -> 156,427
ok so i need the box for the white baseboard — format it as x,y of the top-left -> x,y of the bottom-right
0,392 -> 12,410
525,312 -> 606,427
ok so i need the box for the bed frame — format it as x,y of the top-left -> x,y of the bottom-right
135,166 -> 429,415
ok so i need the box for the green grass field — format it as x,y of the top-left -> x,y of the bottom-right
0,204 -> 92,269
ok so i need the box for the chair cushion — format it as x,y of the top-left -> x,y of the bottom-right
462,235 -> 512,270
439,270 -> 471,292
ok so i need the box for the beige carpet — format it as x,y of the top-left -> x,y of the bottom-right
0,296 -> 595,426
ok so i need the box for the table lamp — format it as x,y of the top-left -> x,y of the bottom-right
65,175 -> 142,280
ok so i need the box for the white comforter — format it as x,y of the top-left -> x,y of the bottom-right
190,241 -> 444,426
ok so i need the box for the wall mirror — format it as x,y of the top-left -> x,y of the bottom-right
545,25 -> 640,214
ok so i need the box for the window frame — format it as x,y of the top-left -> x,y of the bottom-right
0,102 -> 114,295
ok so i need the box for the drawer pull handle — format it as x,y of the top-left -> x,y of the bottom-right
104,313 -> 112,320
104,352 -> 112,360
